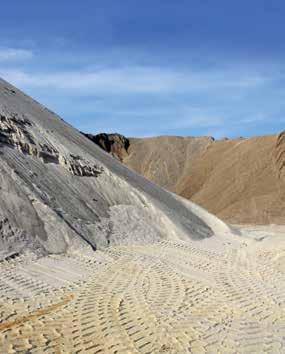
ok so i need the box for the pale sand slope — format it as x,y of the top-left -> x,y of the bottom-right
0,225 -> 284,353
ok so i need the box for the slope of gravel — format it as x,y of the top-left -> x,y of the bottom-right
0,77 -> 233,260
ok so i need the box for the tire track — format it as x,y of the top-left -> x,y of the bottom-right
0,238 -> 284,353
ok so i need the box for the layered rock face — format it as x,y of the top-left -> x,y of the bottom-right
88,133 -> 285,225
0,112 -> 103,177
0,78 -> 228,260
275,131 -> 285,179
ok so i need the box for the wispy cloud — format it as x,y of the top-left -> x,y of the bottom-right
0,47 -> 281,138
0,48 -> 34,62
0,66 -> 268,95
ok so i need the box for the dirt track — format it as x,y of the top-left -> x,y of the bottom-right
0,229 -> 284,353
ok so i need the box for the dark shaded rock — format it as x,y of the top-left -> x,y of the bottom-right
82,132 -> 130,161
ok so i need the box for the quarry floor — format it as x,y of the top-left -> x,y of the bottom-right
0,225 -> 284,354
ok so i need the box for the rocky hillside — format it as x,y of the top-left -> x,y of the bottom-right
0,78 -> 230,260
86,133 -> 285,224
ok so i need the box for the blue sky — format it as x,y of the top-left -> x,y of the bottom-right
0,0 -> 285,138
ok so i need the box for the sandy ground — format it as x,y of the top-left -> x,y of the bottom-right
0,225 -> 284,353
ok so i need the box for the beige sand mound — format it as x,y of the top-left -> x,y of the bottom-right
127,135 -> 285,225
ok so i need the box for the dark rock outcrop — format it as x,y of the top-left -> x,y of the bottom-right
82,133 -> 130,162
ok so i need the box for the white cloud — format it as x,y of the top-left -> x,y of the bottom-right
0,65 -> 267,95
0,48 -> 34,62
0,62 -> 276,138
170,115 -> 225,129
